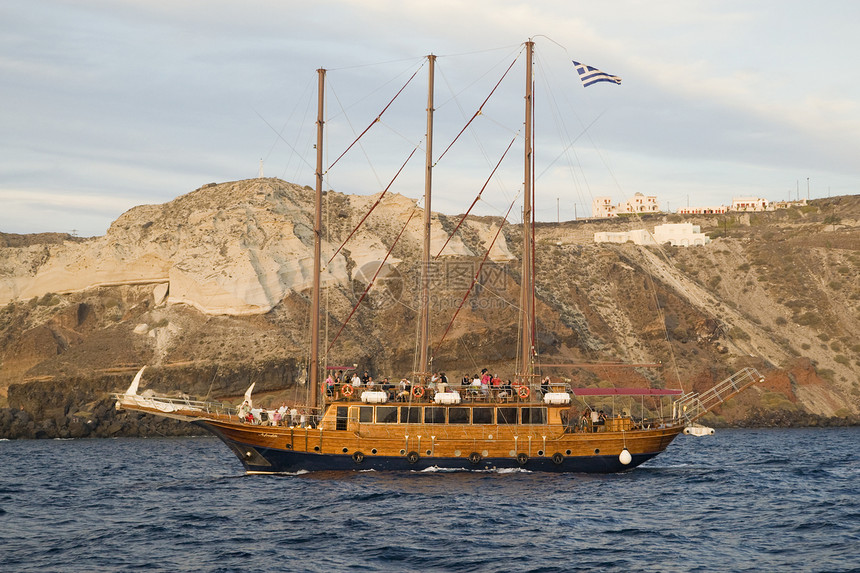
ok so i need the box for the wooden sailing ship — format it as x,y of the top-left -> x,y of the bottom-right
116,40 -> 763,473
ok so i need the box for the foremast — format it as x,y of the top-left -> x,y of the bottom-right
417,55 -> 436,377
310,68 -> 325,410
518,40 -> 535,383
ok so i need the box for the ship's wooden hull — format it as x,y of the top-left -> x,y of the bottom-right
118,396 -> 684,474
115,368 -> 761,474
194,417 -> 682,474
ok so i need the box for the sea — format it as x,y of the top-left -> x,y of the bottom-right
1,428 -> 858,573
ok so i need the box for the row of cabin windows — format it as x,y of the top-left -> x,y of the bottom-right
336,406 -> 547,428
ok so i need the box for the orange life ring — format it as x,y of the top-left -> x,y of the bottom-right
412,386 -> 425,398
341,384 -> 354,396
517,386 -> 530,399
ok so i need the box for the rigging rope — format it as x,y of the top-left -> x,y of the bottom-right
327,144 -> 421,265
434,54 -> 520,166
434,134 -> 518,259
431,193 -> 519,361
327,209 -> 418,352
326,66 -> 422,173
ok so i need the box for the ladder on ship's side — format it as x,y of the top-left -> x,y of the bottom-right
674,367 -> 764,424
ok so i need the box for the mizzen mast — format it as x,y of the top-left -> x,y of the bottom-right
418,54 -> 436,377
518,40 -> 535,382
310,68 -> 325,409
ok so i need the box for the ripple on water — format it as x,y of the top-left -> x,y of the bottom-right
0,429 -> 858,573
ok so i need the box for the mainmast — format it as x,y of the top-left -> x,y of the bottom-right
310,68 -> 325,409
418,54 -> 435,376
518,41 -> 535,381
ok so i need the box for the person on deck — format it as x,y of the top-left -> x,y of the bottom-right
238,400 -> 250,422
382,377 -> 393,399
397,378 -> 410,402
590,409 -> 599,432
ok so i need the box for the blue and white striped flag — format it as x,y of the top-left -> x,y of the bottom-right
572,60 -> 622,87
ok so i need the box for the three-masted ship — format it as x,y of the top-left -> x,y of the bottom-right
116,40 -> 762,473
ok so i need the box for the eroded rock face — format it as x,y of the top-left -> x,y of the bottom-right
0,182 -> 858,437
0,179 -> 514,316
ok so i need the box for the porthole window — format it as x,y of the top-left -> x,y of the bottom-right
426,450 -> 432,456
565,449 -> 572,455
399,449 -> 406,455
594,448 -> 600,454
371,448 -> 378,455
537,450 -> 544,456
342,447 -> 349,453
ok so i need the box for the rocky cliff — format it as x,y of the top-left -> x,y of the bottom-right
1,179 -> 857,438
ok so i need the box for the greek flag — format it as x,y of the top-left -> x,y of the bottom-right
572,60 -> 622,87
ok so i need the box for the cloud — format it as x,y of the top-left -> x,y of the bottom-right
1,0 -> 857,233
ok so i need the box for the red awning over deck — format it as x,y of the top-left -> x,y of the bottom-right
570,388 -> 683,396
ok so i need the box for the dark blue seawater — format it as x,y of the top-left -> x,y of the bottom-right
1,428 -> 858,572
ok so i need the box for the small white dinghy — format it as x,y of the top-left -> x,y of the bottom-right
684,424 -> 715,436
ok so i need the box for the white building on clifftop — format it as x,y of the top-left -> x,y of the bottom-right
653,223 -> 710,246
594,223 -> 710,247
592,192 -> 660,218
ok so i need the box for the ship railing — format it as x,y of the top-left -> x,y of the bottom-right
673,367 -> 764,424
115,393 -> 239,419
327,385 -> 530,404
116,392 -> 331,426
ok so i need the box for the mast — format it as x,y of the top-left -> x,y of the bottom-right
518,40 -> 534,381
418,54 -> 435,376
310,68 -> 325,409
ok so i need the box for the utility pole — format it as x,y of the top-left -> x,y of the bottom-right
557,197 -> 560,223
807,177 -> 810,200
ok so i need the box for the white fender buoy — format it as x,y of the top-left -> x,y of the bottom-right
125,366 -> 146,396
619,447 -> 632,465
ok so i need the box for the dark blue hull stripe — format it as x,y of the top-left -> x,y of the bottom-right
197,422 -> 666,474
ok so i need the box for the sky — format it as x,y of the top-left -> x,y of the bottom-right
2,0 -> 859,237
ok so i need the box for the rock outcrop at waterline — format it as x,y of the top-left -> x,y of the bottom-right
0,180 -> 858,438
0,361 -> 299,439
